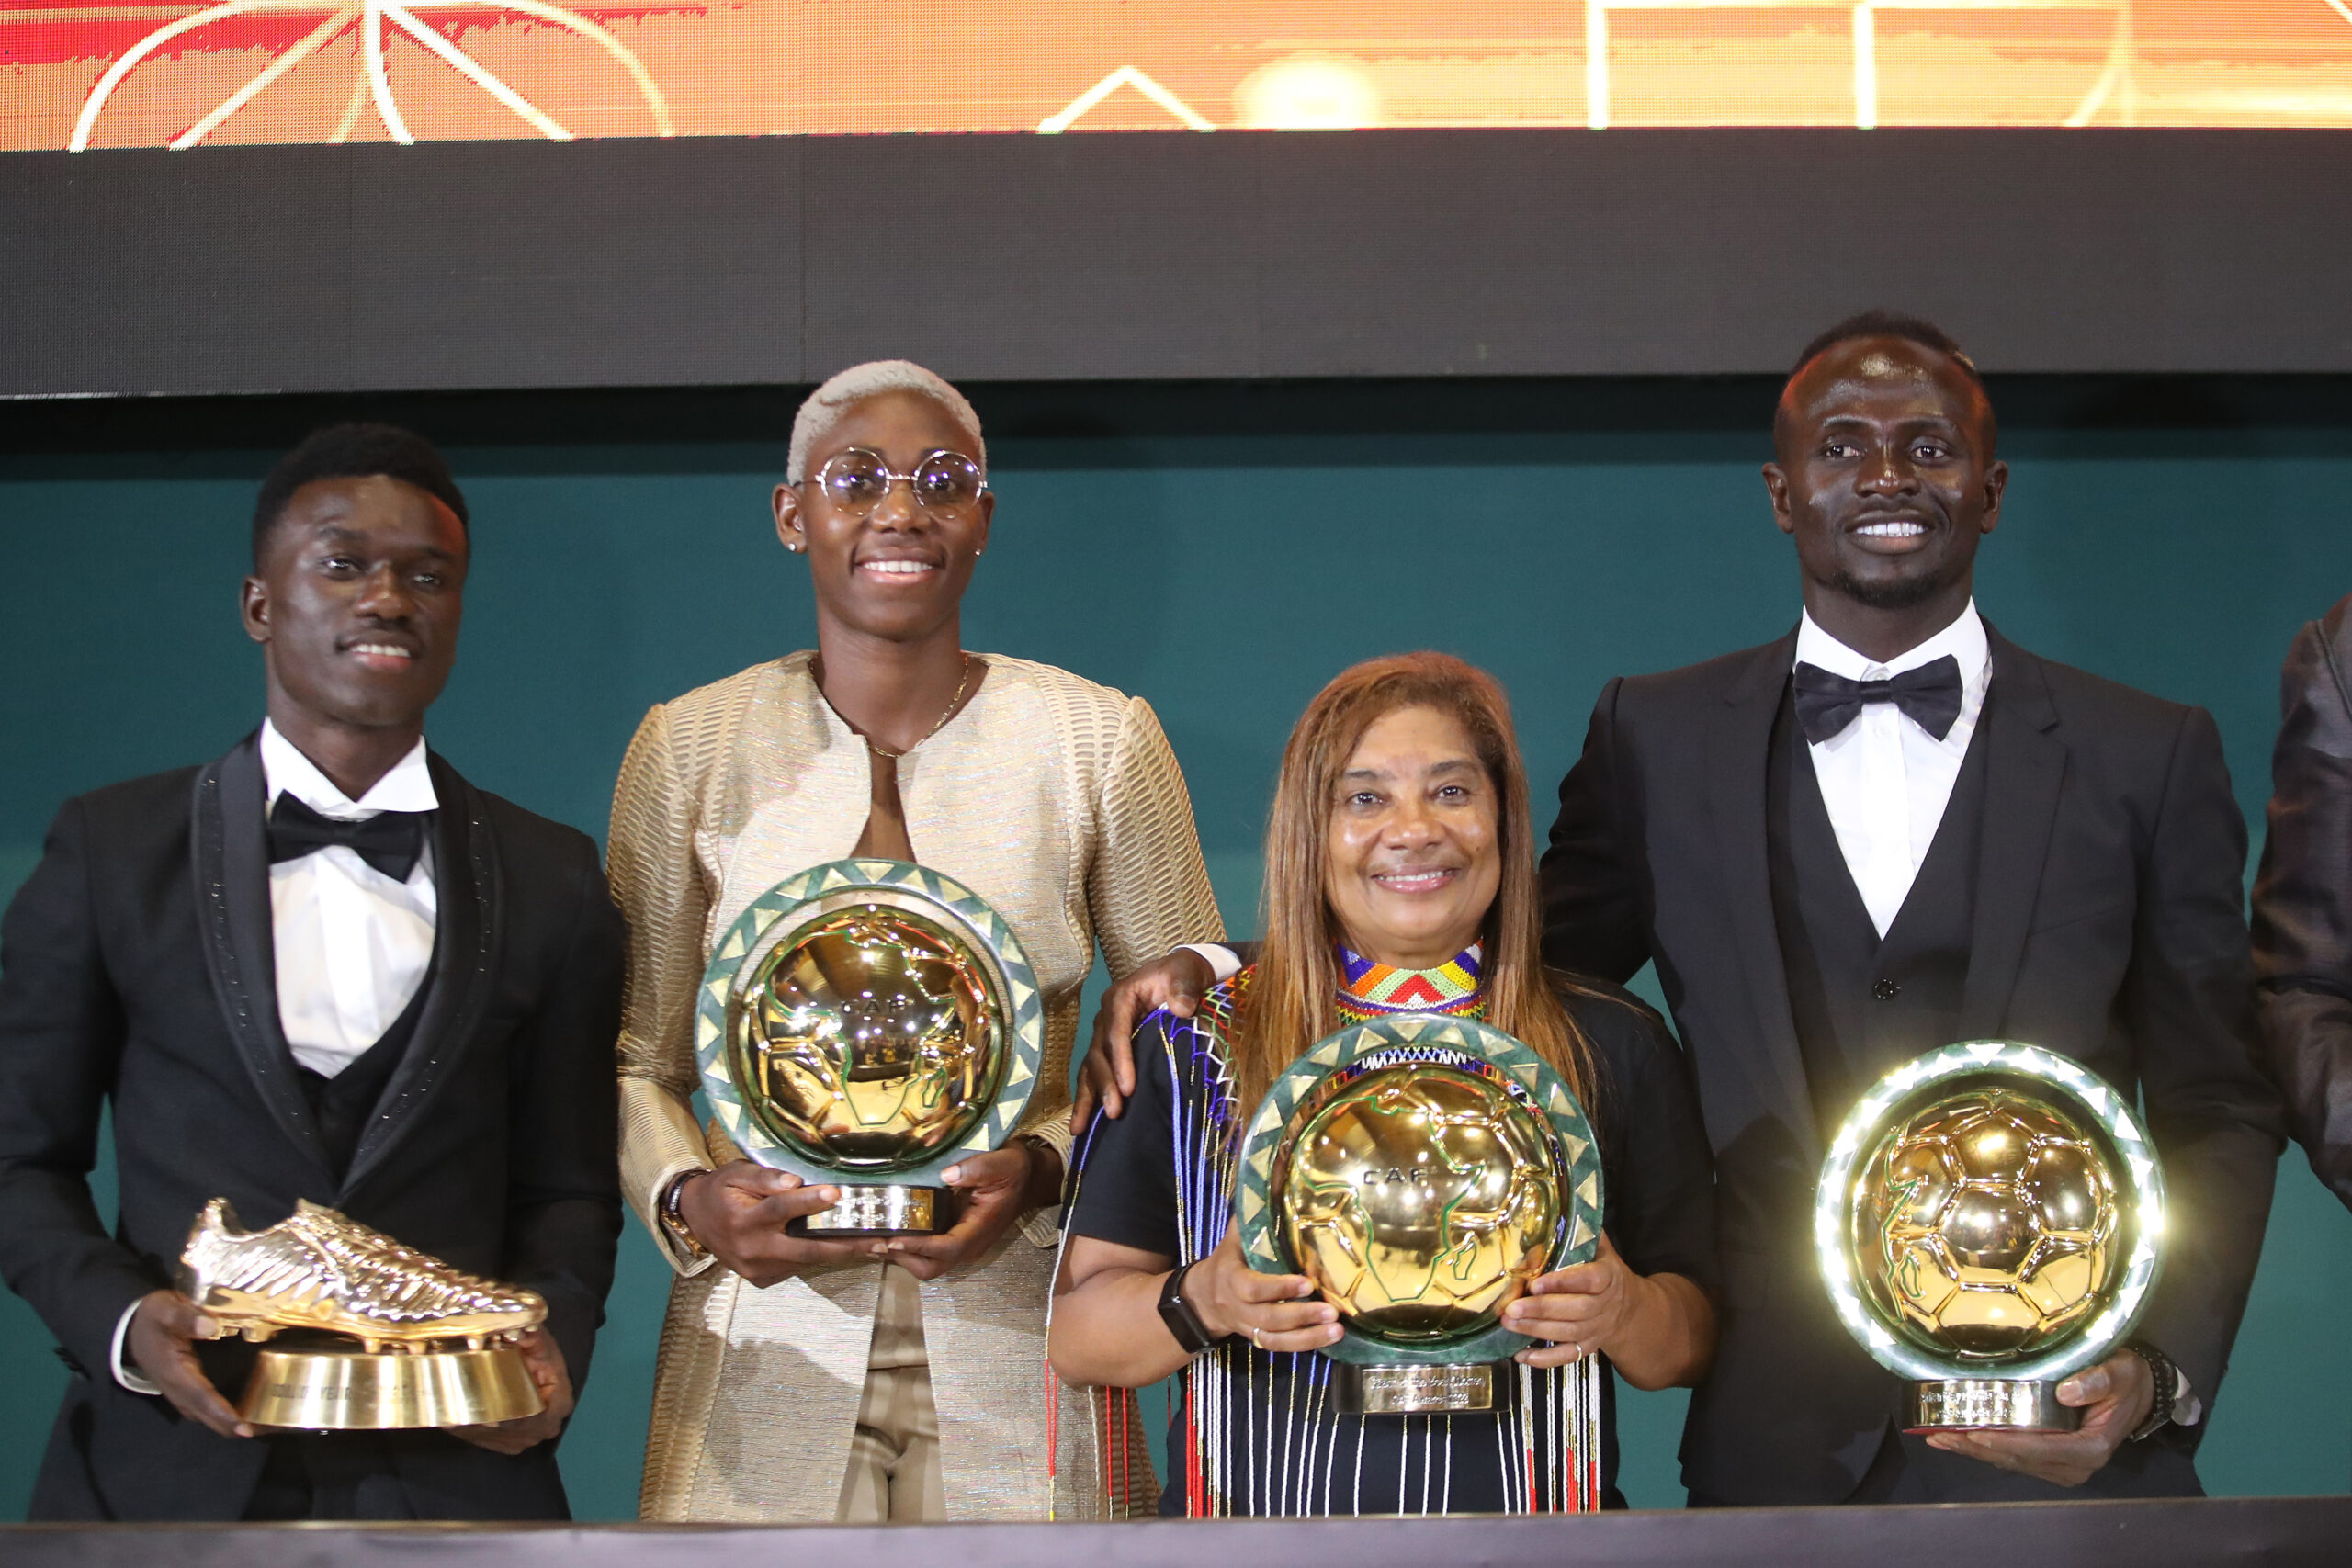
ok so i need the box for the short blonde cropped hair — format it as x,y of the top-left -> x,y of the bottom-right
786,359 -> 987,483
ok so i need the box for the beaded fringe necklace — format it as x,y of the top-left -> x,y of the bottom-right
1049,944 -> 1603,1518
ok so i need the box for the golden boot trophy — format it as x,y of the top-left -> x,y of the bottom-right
699,858 -> 1045,1237
1815,1041 -> 2165,1432
182,1198 -> 547,1429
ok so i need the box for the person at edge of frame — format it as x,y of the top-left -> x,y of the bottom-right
1078,311 -> 2285,1505
0,424 -> 625,1520
608,360 -> 1223,1523
2251,592 -> 2352,1464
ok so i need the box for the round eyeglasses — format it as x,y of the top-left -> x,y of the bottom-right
808,447 -> 989,520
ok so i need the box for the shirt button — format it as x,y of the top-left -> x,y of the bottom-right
1872,977 -> 1900,1001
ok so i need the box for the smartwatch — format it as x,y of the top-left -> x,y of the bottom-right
1157,1262 -> 1218,1356
2125,1339 -> 2178,1441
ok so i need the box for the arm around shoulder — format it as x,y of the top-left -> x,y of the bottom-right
1541,679 -> 1650,985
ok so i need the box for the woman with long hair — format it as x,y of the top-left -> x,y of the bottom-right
1049,652 -> 1716,1516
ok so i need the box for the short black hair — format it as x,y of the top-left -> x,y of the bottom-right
1791,310 -> 1978,378
252,423 -> 469,565
1780,310 -> 1996,451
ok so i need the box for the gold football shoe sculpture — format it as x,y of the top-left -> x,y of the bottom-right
182,1199 -> 546,1429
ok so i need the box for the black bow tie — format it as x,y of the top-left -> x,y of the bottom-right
1792,655 -> 1965,745
267,794 -> 430,883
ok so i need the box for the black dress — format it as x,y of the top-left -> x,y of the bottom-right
1067,967 -> 1718,1516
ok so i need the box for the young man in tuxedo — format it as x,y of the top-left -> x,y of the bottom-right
1077,313 -> 2283,1506
1537,314 -> 2282,1503
0,425 -> 624,1520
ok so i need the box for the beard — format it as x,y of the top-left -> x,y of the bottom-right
1826,558 -> 1962,612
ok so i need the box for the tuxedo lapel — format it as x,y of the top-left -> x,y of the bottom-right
190,735 -> 330,1174
1958,630 -> 2064,1039
1706,632 -> 1820,1152
342,751 -> 503,1196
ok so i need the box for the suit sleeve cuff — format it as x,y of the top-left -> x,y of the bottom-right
1015,1121 -> 1076,1249
2174,1368 -> 2203,1427
1177,942 -> 1242,983
111,1300 -> 160,1395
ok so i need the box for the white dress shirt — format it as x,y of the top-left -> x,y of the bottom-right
259,720 -> 439,1078
1793,603 -> 1991,937
115,722 -> 439,1395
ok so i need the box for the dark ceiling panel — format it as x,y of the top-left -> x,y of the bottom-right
6,130 -> 2350,398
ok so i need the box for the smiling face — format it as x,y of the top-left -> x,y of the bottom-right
1764,334 -> 2007,621
1322,705 -> 1502,971
242,474 -> 467,739
774,390 -> 993,645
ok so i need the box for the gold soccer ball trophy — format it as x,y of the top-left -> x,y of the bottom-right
1816,1042 -> 2165,1431
698,859 -> 1044,1237
1236,1017 -> 1603,1416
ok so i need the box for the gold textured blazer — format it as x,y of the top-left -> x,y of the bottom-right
610,651 -> 1222,1520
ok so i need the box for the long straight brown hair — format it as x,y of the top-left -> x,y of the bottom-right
1228,651 -> 1594,1117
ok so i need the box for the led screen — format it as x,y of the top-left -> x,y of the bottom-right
6,1 -> 2350,152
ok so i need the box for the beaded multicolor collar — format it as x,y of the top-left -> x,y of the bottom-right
1334,942 -> 1485,1021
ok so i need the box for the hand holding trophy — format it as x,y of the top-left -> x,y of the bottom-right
1816,1041 -> 2165,1433
178,1198 -> 547,1430
698,858 -> 1044,1239
1234,1016 -> 1604,1420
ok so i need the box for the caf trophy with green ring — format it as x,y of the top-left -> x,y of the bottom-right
1234,1015 -> 1604,1416
696,858 -> 1045,1238
1815,1040 -> 2165,1431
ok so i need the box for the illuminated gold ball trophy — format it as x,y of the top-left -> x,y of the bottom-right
1235,1016 -> 1604,1418
1816,1041 -> 2165,1431
696,858 -> 1044,1236
183,1198 -> 547,1429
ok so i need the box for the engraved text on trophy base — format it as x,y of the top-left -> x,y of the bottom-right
1908,1377 -> 2082,1433
1335,1361 -> 1498,1416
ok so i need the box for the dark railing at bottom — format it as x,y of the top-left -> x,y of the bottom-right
1,1496 -> 2346,1568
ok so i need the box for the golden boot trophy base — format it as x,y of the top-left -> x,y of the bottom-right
1907,1378 -> 2081,1433
1333,1361 -> 1499,1416
786,1182 -> 944,1237
237,1334 -> 544,1430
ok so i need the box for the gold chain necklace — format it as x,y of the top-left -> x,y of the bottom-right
819,652 -> 974,760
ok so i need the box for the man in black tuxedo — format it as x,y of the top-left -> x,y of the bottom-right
1541,314 -> 2282,1503
0,425 -> 624,1520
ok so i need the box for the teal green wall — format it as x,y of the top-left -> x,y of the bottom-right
3,388 -> 2349,1517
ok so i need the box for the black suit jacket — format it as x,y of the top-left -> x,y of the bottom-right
2253,593 -> 2352,1210
1542,626 -> 2282,1506
0,734 -> 624,1521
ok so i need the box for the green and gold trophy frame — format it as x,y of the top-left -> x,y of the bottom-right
697,858 -> 1045,1238
1815,1041 -> 2165,1432
1234,1015 -> 1604,1416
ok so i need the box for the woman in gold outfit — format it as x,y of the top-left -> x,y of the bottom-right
608,361 -> 1223,1522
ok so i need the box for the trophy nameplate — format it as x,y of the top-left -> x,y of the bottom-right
697,859 -> 1044,1238
1815,1041 -> 2165,1433
1235,1016 -> 1604,1416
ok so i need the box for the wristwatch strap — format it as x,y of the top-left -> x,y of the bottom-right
660,1168 -> 710,1260
1157,1261 -> 1218,1356
2125,1340 -> 2178,1441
